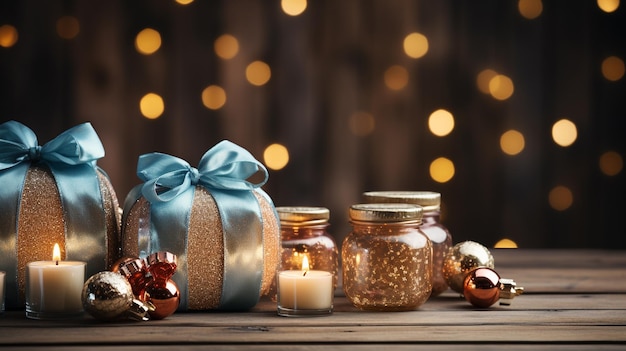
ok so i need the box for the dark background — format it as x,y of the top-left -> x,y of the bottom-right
1,1 -> 624,249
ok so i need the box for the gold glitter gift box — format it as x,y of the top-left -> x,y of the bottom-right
0,121 -> 121,310
121,141 -> 280,311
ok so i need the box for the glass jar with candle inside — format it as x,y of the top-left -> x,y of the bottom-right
362,191 -> 452,296
342,203 -> 432,311
275,206 -> 338,290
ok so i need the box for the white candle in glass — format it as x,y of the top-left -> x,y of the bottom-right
278,256 -> 333,316
25,243 -> 86,319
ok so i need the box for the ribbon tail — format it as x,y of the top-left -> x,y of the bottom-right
212,189 -> 263,310
0,163 -> 29,309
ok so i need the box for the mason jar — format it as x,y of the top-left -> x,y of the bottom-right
342,203 -> 432,311
362,191 -> 452,296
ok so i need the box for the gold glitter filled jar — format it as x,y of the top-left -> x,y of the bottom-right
342,203 -> 432,311
276,207 -> 339,290
362,191 -> 452,297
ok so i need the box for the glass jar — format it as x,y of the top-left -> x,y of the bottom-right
342,203 -> 432,311
275,207 -> 339,290
362,191 -> 452,297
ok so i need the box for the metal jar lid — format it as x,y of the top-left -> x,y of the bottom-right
349,203 -> 423,223
362,191 -> 441,212
275,206 -> 330,225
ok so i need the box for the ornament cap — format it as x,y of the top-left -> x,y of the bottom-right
498,278 -> 524,306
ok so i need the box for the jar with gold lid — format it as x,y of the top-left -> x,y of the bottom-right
342,203 -> 432,311
362,191 -> 452,296
275,206 -> 339,290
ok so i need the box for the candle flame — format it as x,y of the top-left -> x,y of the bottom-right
301,255 -> 310,272
53,243 -> 61,264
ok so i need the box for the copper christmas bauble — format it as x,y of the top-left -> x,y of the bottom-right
463,267 -> 501,308
442,241 -> 494,293
82,271 -> 134,321
139,279 -> 180,320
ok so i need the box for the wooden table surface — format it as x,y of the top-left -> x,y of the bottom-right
1,249 -> 625,350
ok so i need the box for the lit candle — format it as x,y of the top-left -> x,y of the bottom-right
277,256 -> 333,316
25,243 -> 86,319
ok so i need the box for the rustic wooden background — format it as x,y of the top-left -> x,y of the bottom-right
1,0 -> 624,249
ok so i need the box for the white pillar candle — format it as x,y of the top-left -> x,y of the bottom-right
25,244 -> 86,319
277,256 -> 333,316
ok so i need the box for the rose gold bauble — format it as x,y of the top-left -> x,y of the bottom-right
139,279 -> 180,320
463,267 -> 501,308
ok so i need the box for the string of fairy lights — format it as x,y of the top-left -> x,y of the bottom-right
0,0 -> 624,248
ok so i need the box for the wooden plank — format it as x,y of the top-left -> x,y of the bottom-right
12,346 -> 626,351
492,249 -> 626,268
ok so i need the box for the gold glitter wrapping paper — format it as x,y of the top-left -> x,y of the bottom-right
15,165 -> 121,303
122,186 -> 280,310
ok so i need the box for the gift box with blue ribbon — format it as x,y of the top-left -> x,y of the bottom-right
121,140 -> 280,311
0,121 -> 121,310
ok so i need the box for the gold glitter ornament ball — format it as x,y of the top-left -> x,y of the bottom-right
442,241 -> 494,293
82,271 -> 134,321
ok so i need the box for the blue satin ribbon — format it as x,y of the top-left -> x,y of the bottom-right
0,120 -> 107,309
126,140 -> 268,310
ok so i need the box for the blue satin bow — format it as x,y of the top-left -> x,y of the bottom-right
0,120 -> 108,309
126,140 -> 270,311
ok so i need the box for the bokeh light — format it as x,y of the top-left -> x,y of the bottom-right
135,28 -> 162,55
489,74 -> 515,100
201,85 -> 227,110
494,238 -> 519,248
549,185 -> 573,211
601,56 -> 625,81
500,130 -> 525,156
281,0 -> 307,16
384,65 -> 409,91
428,109 -> 455,137
214,34 -> 239,60
56,16 -> 80,40
597,0 -> 620,12
477,69 -> 498,94
552,119 -> 577,147
599,151 -> 623,176
349,111 -> 376,137
429,157 -> 455,183
175,0 -> 194,4
139,93 -> 165,119
0,24 -> 18,48
264,143 -> 290,170
403,32 -> 429,59
518,0 -> 543,19
246,60 -> 271,86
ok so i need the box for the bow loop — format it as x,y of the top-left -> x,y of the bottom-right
137,140 -> 269,203
0,120 -> 104,170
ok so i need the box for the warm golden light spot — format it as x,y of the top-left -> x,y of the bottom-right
428,109 -> 455,137
477,69 -> 498,94
135,28 -> 162,55
429,157 -> 455,183
246,61 -> 271,86
599,151 -> 623,176
549,185 -> 573,211
518,0 -> 543,19
175,0 -> 194,4
214,34 -> 239,60
56,16 -> 80,39
403,32 -> 429,59
281,0 -> 307,16
201,85 -> 226,110
349,111 -> 376,137
597,0 -> 620,12
494,238 -> 518,249
500,130 -> 525,156
601,56 -> 625,81
264,143 -> 289,170
552,119 -> 577,147
0,24 -> 18,48
140,93 -> 165,119
489,74 -> 514,100
384,65 -> 409,91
